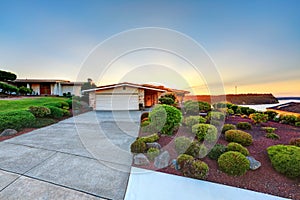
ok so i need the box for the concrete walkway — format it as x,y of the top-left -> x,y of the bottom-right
0,111 -> 141,200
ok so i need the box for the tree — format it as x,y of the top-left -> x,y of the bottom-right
0,70 -> 17,81
81,78 -> 97,91
19,86 -> 33,95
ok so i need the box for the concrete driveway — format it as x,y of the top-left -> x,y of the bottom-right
0,111 -> 141,200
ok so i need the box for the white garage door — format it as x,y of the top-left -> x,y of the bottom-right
96,94 -> 139,110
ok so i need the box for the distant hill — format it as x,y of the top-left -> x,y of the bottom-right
185,94 -> 278,105
276,97 -> 300,100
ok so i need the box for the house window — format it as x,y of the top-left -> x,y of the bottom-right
123,86 -> 126,90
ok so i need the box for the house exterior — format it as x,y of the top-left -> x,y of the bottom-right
82,82 -> 189,111
12,79 -> 84,96
267,102 -> 300,117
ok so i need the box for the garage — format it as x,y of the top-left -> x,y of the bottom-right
96,94 -> 139,111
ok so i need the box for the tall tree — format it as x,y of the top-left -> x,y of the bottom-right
0,70 -> 17,81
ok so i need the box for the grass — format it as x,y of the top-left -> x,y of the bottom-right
0,97 -> 68,113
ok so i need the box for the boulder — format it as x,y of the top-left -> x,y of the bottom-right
0,129 -> 17,137
246,156 -> 261,170
154,151 -> 170,169
146,142 -> 161,149
133,153 -> 150,166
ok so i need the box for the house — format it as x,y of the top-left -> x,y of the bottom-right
82,82 -> 189,111
267,102 -> 300,117
12,79 -> 84,96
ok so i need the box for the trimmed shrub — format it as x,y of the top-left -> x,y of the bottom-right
227,108 -> 234,115
62,109 -> 71,117
227,142 -> 249,156
138,133 -> 159,143
192,124 -> 218,143
31,118 -> 56,128
47,106 -> 64,119
147,148 -> 160,161
149,104 -> 182,135
264,111 -> 278,121
159,97 -> 175,105
141,120 -> 150,127
44,101 -> 69,109
185,141 -> 201,157
236,122 -> 252,130
295,122 -> 300,127
207,111 -> 226,121
177,154 -> 194,169
261,127 -> 276,133
265,133 -> 280,140
184,101 -> 199,115
218,151 -> 250,176
208,144 -> 227,160
175,136 -> 192,154
222,124 -> 236,134
280,115 -> 298,125
249,113 -> 268,124
0,110 -> 36,131
267,145 -> 300,178
240,107 -> 256,116
130,140 -> 147,153
198,101 -> 211,113
184,116 -> 206,127
29,106 -> 51,118
225,130 -> 253,146
182,159 -> 209,180
289,138 -> 300,147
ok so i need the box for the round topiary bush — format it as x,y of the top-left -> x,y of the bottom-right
182,159 -> 209,180
207,111 -> 226,121
225,130 -> 253,146
47,106 -> 64,119
184,116 -> 206,128
138,133 -> 159,143
177,154 -> 194,169
149,104 -> 182,135
289,138 -> 300,147
130,139 -> 147,153
227,142 -> 249,156
218,151 -> 250,176
29,106 -> 51,118
0,110 -> 36,132
236,122 -> 252,130
267,145 -> 300,178
222,124 -> 236,134
185,141 -> 201,157
208,144 -> 227,160
249,113 -> 268,124
175,136 -> 192,154
192,124 -> 218,143
265,133 -> 280,140
147,148 -> 160,161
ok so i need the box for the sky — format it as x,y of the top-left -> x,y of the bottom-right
0,0 -> 299,96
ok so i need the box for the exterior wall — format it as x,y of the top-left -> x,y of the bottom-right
31,84 -> 40,95
50,84 -> 55,95
267,109 -> 300,117
138,89 -> 144,106
95,86 -> 139,95
89,92 -> 96,110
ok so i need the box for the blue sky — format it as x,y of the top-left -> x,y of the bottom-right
0,0 -> 299,96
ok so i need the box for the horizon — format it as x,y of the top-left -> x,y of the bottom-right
1,0 -> 299,97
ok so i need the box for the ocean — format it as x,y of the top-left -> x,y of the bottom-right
238,99 -> 300,112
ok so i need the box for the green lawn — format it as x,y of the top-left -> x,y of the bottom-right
0,97 -> 68,113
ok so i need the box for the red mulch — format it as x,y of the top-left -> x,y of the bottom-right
135,116 -> 300,200
0,128 -> 36,142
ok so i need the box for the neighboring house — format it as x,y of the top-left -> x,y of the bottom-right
82,82 -> 189,111
267,102 -> 300,117
12,79 -> 84,96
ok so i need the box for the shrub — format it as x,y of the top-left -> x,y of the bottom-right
249,113 -> 268,124
175,136 -> 192,154
208,144 -> 227,160
147,148 -> 160,161
280,115 -> 298,125
185,141 -> 201,157
44,101 -> 69,109
264,111 -> 278,121
138,133 -> 159,143
213,102 -> 227,109
192,124 -> 218,143
141,117 -> 149,123
182,159 -> 209,180
289,138 -> 300,147
141,120 -> 150,127
18,86 -> 32,95
184,116 -> 206,127
295,122 -> 300,127
267,145 -> 300,178
29,106 -> 51,118
225,130 -> 253,146
46,106 -> 64,119
236,122 -> 252,130
222,124 -> 236,134
0,82 -> 19,94
62,109 -> 71,117
227,108 -> 234,115
231,105 -> 239,113
0,110 -> 36,131
261,127 -> 276,133
130,139 -> 147,153
31,118 -> 56,128
159,97 -> 175,105
227,142 -> 249,156
218,151 -> 250,176
177,154 -> 194,169
149,104 -> 182,135
240,107 -> 256,116
207,111 -> 225,121
265,133 -> 280,140
67,99 -> 81,109
198,101 -> 211,113
184,101 -> 199,115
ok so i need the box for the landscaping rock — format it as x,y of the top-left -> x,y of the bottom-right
246,156 -> 261,170
0,129 -> 17,137
133,153 -> 150,166
154,151 -> 170,169
146,142 -> 161,149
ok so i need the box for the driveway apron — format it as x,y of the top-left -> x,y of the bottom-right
0,111 -> 141,200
